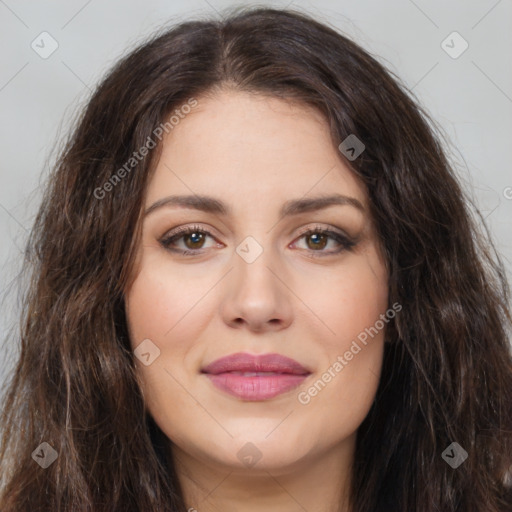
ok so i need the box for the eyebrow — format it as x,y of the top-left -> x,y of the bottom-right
144,193 -> 365,218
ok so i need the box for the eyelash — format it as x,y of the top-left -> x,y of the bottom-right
159,224 -> 356,257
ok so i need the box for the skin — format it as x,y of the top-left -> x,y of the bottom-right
124,88 -> 389,512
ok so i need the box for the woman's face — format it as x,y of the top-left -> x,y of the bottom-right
125,89 -> 389,474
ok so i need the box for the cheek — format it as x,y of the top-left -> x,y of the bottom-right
124,257 -> 217,430
293,342 -> 384,455
125,258 -> 211,345
295,249 -> 389,349
292,250 -> 388,437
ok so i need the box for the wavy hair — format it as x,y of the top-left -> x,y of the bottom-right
1,6 -> 511,512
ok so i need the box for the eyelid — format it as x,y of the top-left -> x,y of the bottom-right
294,223 -> 349,239
162,222 -> 350,239
161,223 -> 220,241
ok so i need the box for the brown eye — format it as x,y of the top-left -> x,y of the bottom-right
182,231 -> 206,249
305,232 -> 328,250
160,225 -> 218,255
294,227 -> 356,256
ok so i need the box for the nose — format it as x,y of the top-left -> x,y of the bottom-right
220,243 -> 293,333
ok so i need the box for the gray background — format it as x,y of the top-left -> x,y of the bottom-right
1,0 -> 511,386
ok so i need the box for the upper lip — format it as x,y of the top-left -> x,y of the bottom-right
201,352 -> 311,375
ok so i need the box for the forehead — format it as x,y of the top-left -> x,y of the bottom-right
145,89 -> 367,212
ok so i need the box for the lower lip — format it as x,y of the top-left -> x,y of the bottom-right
204,373 -> 309,400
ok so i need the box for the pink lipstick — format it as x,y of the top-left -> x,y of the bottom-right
201,352 -> 311,401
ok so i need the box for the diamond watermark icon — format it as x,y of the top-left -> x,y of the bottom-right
31,31 -> 59,59
237,442 -> 263,468
134,338 -> 161,366
32,441 -> 58,468
338,134 -> 365,161
441,442 -> 468,468
441,32 -> 469,59
236,236 -> 263,264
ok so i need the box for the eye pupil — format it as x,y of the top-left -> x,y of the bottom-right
307,233 -> 327,250
185,232 -> 204,248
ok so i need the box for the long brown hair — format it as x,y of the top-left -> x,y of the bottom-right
1,6 -> 511,511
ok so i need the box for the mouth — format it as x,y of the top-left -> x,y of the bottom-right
201,352 -> 312,401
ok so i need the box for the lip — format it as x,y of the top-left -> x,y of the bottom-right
201,352 -> 311,401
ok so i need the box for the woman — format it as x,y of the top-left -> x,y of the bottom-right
0,6 -> 511,512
